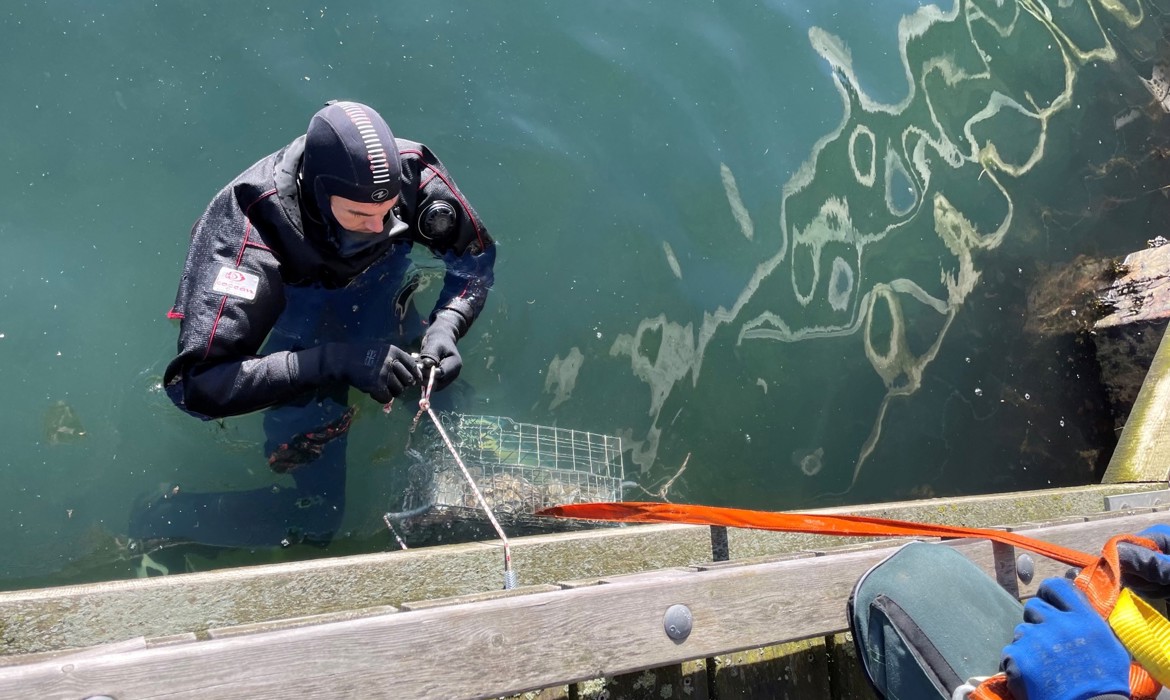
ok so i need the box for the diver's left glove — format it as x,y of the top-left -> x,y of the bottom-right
419,309 -> 465,392
293,343 -> 421,403
1002,576 -> 1131,700
1118,524 -> 1170,601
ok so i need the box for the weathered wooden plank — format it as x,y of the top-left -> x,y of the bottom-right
1097,258 -> 1170,481
691,550 -> 817,571
803,538 -> 924,556
399,585 -> 559,612
0,524 -> 711,657
501,686 -> 571,700
555,567 -> 696,589
0,637 -> 149,669
1105,320 -> 1170,481
206,604 -> 398,639
1093,245 -> 1170,430
0,511 -> 1166,699
0,548 -> 928,699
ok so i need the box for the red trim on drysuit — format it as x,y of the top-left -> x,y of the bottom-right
201,189 -> 278,360
401,149 -> 486,303
400,149 -> 486,251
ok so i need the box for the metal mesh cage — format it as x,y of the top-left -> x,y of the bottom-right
400,413 -> 624,520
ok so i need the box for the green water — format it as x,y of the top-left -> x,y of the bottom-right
3,0 -> 1170,588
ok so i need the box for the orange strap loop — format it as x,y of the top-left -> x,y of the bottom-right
1130,663 -> 1162,700
967,665 -> 1159,700
968,674 -> 1011,700
1077,534 -> 1158,616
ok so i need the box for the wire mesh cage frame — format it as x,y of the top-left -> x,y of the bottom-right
400,413 -> 625,519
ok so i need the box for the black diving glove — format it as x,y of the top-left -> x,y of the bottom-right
1118,524 -> 1170,600
295,343 -> 422,403
419,310 -> 465,392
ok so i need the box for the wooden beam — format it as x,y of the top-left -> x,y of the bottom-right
1104,322 -> 1170,482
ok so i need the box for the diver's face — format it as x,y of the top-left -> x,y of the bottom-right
329,195 -> 398,234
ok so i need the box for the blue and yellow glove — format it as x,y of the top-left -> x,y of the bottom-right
1002,576 -> 1131,700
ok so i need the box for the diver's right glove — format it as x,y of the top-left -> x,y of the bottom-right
1118,524 -> 1170,601
295,343 -> 422,403
419,310 -> 466,392
1001,576 -> 1131,700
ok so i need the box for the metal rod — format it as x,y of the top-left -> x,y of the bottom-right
418,367 -> 516,588
425,404 -> 515,583
382,513 -> 410,550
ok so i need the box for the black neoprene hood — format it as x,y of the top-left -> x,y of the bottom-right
302,101 -> 402,218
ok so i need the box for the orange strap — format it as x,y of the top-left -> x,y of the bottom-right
1077,534 -> 1157,615
968,665 -> 1159,700
1073,534 -> 1163,700
540,501 -> 1098,567
1131,664 -> 1162,700
969,674 -> 1011,700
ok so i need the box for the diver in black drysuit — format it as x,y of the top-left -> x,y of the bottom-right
130,100 -> 495,554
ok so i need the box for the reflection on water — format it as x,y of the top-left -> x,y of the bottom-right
605,0 -> 1170,499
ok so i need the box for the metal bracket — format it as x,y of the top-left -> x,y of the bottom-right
991,542 -> 1020,598
710,526 -> 729,562
1103,489 -> 1170,511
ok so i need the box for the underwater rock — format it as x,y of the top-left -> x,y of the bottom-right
43,400 -> 85,444
1023,254 -> 1113,336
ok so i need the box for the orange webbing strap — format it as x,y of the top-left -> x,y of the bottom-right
959,535 -> 1165,700
1130,663 -> 1162,700
967,666 -> 1158,700
1078,534 -> 1158,616
1076,534 -> 1163,700
539,502 -> 1098,567
968,674 -> 1011,700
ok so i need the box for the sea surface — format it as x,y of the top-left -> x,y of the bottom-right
3,0 -> 1170,588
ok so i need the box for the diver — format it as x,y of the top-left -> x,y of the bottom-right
130,100 -> 495,561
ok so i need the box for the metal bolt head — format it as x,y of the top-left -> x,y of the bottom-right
1016,553 -> 1034,585
664,604 -> 693,642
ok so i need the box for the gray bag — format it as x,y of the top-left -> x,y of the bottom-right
848,541 -> 1024,699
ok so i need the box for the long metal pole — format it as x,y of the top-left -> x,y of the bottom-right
419,368 -> 517,589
